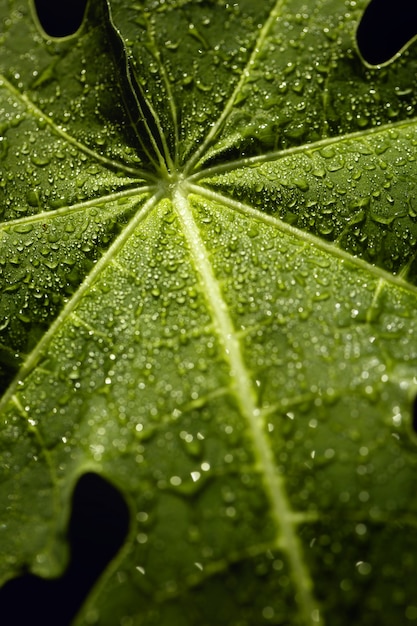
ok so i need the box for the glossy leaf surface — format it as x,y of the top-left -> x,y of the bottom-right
1,1 -> 417,625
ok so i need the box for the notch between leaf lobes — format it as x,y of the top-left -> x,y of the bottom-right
33,0 -> 88,38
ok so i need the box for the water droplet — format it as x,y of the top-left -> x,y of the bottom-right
293,177 -> 309,191
0,136 -> 8,159
356,561 -> 372,576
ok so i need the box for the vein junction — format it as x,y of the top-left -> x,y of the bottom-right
172,183 -> 322,626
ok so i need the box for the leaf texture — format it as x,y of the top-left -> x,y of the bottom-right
1,1 -> 417,625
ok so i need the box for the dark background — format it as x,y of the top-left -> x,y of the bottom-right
34,0 -> 88,37
0,473 -> 129,626
1,0 -> 417,624
357,0 -> 417,64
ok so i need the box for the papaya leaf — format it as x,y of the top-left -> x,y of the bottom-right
1,1 -> 417,625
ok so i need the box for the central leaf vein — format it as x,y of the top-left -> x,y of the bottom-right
173,183 -> 322,626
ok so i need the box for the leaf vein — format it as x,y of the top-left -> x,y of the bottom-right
173,184 -> 322,626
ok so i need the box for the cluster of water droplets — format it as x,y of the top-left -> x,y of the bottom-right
1,0 -> 417,623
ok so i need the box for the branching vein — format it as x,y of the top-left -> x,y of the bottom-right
0,191 -> 162,412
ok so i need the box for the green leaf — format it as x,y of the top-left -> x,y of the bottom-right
1,1 -> 417,624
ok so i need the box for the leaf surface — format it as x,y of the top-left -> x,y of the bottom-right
1,1 -> 417,625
